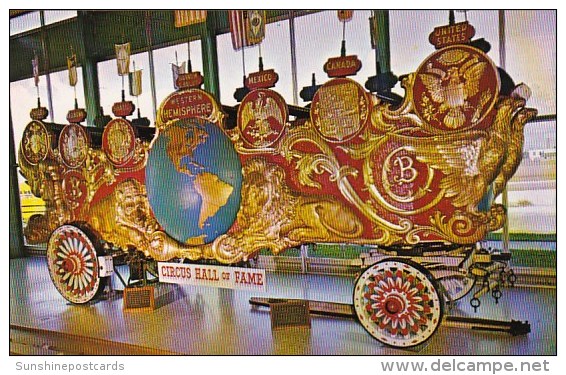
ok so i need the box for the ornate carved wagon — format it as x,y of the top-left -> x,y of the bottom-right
18,38 -> 536,348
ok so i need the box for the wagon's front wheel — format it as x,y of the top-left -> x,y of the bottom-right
353,258 -> 444,348
46,223 -> 107,304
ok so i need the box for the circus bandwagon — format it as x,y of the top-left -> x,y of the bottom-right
18,17 -> 537,348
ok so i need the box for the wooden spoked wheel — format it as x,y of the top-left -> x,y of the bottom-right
353,258 -> 444,348
46,224 -> 107,304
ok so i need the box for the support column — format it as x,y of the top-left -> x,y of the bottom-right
373,10 -> 391,73
499,10 -> 509,253
288,11 -> 299,106
9,109 -> 25,258
77,11 -> 102,126
201,12 -> 221,100
39,11 -> 54,123
145,11 -> 158,120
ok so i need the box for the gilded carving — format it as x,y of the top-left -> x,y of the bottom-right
311,78 -> 369,142
155,88 -> 225,131
19,147 -> 70,244
201,158 -> 365,263
17,44 -> 536,263
21,120 -> 50,165
58,124 -> 89,169
89,178 -> 159,252
413,44 -> 499,131
102,118 -> 136,166
238,89 -> 288,148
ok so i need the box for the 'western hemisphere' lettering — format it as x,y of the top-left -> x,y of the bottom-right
160,90 -> 217,122
162,103 -> 213,121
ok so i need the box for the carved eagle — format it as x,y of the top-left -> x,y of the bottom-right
240,92 -> 284,136
419,59 -> 486,129
400,97 -> 528,211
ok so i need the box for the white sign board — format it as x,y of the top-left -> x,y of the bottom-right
158,262 -> 266,292
98,255 -> 114,277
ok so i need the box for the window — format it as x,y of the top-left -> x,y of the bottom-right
44,11 -> 77,25
501,119 -> 556,235
153,40 -> 203,107
9,11 -> 41,36
294,10 -> 374,103
49,68 -> 86,124
98,52 -> 154,125
504,10 -> 556,115
217,18 -> 293,106
128,52 -> 154,123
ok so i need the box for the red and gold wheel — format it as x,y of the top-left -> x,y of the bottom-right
46,224 -> 107,304
353,258 -> 444,348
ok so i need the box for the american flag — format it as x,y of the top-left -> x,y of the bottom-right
174,10 -> 207,27
229,10 -> 265,51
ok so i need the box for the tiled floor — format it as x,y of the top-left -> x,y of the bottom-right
9,257 -> 556,355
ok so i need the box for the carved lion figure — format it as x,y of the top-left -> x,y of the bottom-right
225,157 -> 364,255
89,178 -> 159,251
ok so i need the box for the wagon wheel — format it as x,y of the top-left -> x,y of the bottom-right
438,273 -> 475,302
46,223 -> 107,304
353,258 -> 444,348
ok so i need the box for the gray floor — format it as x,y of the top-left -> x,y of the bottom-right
9,257 -> 556,355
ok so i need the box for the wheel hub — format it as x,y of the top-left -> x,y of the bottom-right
61,257 -> 76,273
385,295 -> 405,315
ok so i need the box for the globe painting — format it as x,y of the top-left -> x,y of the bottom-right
146,119 -> 242,245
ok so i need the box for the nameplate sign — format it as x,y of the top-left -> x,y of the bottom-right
245,69 -> 279,90
323,55 -> 362,77
158,262 -> 266,292
270,300 -> 311,330
112,101 -> 135,118
176,72 -> 204,89
159,89 -> 216,122
429,21 -> 475,49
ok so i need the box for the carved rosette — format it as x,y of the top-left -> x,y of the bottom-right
102,118 -> 136,166
59,124 -> 90,169
311,78 -> 370,143
21,120 -> 51,165
236,89 -> 288,151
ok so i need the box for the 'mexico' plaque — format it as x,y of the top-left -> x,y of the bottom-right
237,89 -> 288,148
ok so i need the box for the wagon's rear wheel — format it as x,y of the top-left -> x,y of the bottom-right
353,258 -> 444,348
46,223 -> 107,304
